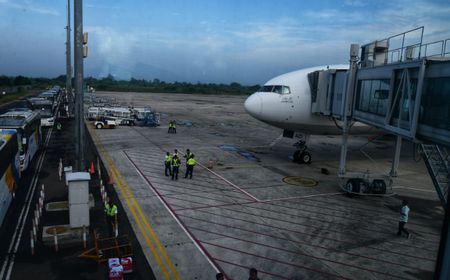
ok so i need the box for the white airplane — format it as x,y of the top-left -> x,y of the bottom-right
244,65 -> 376,163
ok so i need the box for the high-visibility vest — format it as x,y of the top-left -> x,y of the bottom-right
186,152 -> 193,160
169,123 -> 173,128
104,202 -> 111,214
187,158 -> 196,166
108,204 -> 118,217
172,158 -> 180,167
165,155 -> 171,163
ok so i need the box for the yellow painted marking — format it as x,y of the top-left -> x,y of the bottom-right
90,127 -> 180,279
113,163 -> 181,279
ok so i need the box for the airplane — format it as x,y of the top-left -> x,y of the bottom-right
244,65 -> 377,164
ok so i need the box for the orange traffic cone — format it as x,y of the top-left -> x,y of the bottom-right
207,159 -> 213,169
89,161 -> 95,175
108,172 -> 114,185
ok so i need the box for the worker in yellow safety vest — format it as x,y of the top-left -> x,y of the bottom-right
184,154 -> 196,179
164,151 -> 172,176
172,155 -> 181,180
104,198 -> 118,236
184,149 -> 194,165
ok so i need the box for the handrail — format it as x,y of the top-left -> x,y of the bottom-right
360,27 -> 450,67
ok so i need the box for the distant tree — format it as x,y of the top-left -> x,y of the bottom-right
0,75 -> 12,86
13,75 -> 31,86
54,75 -> 66,84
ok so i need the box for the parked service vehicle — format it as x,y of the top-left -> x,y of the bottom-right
94,118 -> 117,129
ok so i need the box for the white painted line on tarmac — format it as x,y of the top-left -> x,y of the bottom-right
0,126 -> 53,280
258,192 -> 343,203
392,185 -> 435,193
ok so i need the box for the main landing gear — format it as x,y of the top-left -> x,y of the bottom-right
292,140 -> 311,164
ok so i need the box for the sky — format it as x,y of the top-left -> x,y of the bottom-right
0,0 -> 450,85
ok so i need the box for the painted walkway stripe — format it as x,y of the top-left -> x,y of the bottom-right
90,127 -> 180,280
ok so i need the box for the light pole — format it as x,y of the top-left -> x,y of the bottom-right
65,0 -> 71,96
74,0 -> 84,171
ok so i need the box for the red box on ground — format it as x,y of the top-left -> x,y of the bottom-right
121,257 -> 133,274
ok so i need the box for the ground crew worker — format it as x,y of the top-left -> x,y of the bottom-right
56,122 -> 62,132
185,154 -> 196,179
171,120 -> 177,134
184,149 -> 194,168
168,121 -> 174,133
172,155 -> 181,180
164,151 -> 172,176
397,200 -> 411,238
104,198 -> 118,236
173,149 -> 179,158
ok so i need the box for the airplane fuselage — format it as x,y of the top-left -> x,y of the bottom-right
244,65 -> 374,135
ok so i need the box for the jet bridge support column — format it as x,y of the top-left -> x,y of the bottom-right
389,135 -> 402,177
339,44 -> 359,175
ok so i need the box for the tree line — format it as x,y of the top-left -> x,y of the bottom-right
0,74 -> 260,95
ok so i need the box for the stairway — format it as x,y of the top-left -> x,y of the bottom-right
421,144 -> 450,207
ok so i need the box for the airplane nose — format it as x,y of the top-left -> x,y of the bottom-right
244,93 -> 262,118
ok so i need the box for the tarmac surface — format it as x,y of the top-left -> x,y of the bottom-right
89,91 -> 444,279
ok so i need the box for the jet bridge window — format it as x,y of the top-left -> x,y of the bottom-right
259,85 -> 291,94
355,79 -> 390,116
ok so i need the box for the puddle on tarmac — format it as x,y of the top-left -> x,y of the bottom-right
219,144 -> 260,161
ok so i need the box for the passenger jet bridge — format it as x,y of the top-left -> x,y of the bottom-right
308,27 -> 450,279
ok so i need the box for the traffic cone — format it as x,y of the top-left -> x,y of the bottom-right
108,172 -> 114,185
207,159 -> 213,169
89,161 -> 95,175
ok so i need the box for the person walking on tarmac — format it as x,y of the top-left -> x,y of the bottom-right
397,200 -> 411,238
104,197 -> 118,236
172,155 -> 181,180
184,154 -> 196,179
56,121 -> 62,132
168,121 -> 174,133
171,120 -> 177,134
164,152 -> 172,176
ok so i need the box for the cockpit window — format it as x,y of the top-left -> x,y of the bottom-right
259,85 -> 291,94
260,85 -> 273,92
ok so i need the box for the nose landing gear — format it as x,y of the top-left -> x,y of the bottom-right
293,140 -> 311,164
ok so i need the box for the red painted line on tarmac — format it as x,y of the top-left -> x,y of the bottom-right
177,213 -> 432,269
189,225 -> 412,279
303,196 -> 441,235
263,198 -> 440,239
124,151 -> 228,278
158,185 -> 251,205
153,180 -> 243,196
193,159 -> 259,202
214,259 -> 289,279
212,203 -> 437,252
202,241 -> 353,280
174,201 -> 255,212
187,207 -> 436,261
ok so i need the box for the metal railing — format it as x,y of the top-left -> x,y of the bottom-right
361,27 -> 450,67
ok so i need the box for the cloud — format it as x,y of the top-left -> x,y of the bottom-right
0,0 -> 59,15
80,0 -> 450,84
